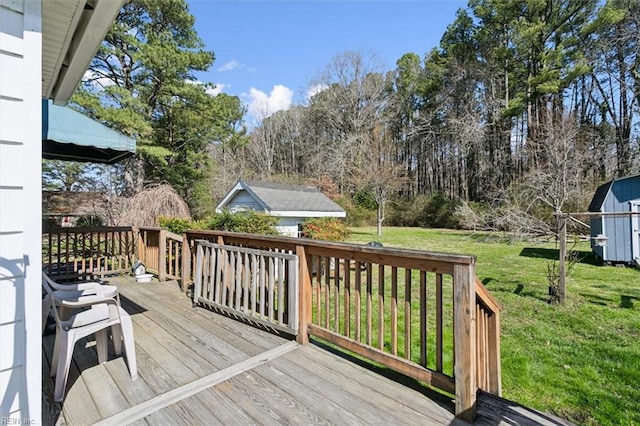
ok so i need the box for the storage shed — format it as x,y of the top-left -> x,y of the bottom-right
216,180 -> 346,237
588,175 -> 640,265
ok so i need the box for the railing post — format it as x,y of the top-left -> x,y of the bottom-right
158,229 -> 167,281
296,244 -> 311,345
135,227 -> 143,263
454,263 -> 477,422
181,232 -> 191,293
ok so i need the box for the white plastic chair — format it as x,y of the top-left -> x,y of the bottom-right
41,272 -> 120,333
42,273 -> 137,402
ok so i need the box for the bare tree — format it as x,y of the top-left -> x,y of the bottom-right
306,50 -> 390,191
351,125 -> 407,236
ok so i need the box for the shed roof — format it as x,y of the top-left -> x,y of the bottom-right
588,175 -> 640,212
217,180 -> 346,216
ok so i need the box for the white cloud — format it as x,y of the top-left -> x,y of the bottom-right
83,70 -> 115,89
217,60 -> 240,72
246,85 -> 294,119
306,83 -> 328,100
186,79 -> 226,96
206,84 -> 226,96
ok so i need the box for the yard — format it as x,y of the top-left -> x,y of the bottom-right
347,227 -> 640,426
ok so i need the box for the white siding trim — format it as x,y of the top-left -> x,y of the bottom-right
0,0 -> 42,422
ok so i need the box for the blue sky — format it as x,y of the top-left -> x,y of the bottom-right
187,0 -> 468,123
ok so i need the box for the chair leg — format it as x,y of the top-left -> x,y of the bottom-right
111,324 -> 123,356
54,332 -> 75,402
95,329 -> 108,364
42,297 -> 52,334
51,330 -> 60,377
119,315 -> 138,380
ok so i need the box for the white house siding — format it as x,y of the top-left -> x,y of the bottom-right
227,191 -> 262,211
0,0 -> 42,423
275,217 -> 303,238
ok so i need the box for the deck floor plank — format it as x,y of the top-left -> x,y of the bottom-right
81,362 -> 131,419
294,342 -> 461,424
189,387 -> 258,425
263,349 -> 403,425
229,369 -> 332,425
126,313 -> 201,386
131,343 -> 181,395
207,378 -> 291,426
129,312 -> 217,377
247,361 -> 364,425
118,279 -> 288,353
165,398 -> 224,425
103,357 -> 156,406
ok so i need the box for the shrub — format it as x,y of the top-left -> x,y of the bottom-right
420,193 -> 462,229
204,210 -> 278,235
301,217 -> 351,241
158,216 -> 196,234
336,196 -> 376,227
387,195 -> 429,227
76,214 -> 104,227
159,211 -> 278,235
353,189 -> 377,210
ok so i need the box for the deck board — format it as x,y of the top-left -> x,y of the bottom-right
42,275 -> 572,426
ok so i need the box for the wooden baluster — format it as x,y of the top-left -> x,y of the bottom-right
420,270 -> 427,367
366,263 -> 372,346
404,268 -> 411,360
324,257 -> 330,329
355,261 -> 362,342
267,257 -> 276,321
334,257 -> 340,333
378,264 -> 385,350
391,266 -> 397,356
436,273 -> 443,373
344,259 -> 351,338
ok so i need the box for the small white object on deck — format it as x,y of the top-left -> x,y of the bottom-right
135,273 -> 154,283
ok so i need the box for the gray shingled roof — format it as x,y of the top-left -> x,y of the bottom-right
241,180 -> 345,213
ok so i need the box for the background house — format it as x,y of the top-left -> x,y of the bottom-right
0,1 -> 124,422
216,180 -> 346,237
588,174 -> 640,265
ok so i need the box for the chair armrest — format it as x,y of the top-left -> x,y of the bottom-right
59,295 -> 118,309
64,282 -> 106,295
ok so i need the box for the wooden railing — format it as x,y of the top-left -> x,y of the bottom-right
137,227 -> 182,281
180,229 -> 501,422
43,226 -> 135,280
43,226 -> 501,421
192,241 -> 299,335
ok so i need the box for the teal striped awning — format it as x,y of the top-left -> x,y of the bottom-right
42,99 -> 136,164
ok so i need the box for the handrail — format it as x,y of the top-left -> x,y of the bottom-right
475,277 -> 501,312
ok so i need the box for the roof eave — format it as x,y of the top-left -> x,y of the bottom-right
44,0 -> 125,104
270,211 -> 346,218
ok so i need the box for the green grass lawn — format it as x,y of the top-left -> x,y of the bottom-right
347,227 -> 640,426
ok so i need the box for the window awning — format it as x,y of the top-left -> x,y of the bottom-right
42,99 -> 136,164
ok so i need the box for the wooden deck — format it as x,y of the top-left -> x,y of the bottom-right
42,276 -> 571,426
